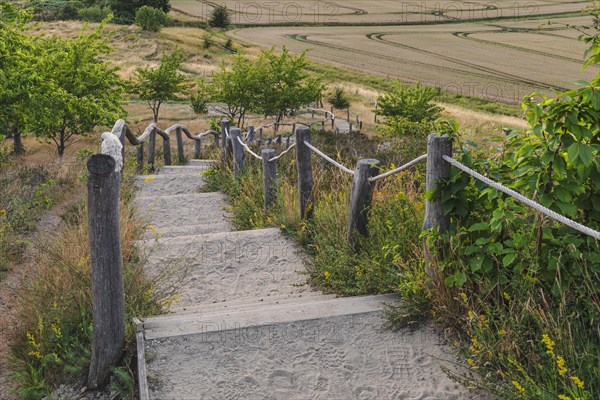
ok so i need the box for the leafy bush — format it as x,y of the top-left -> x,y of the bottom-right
328,87 -> 350,109
77,5 -> 112,22
135,5 -> 168,32
424,35 -> 600,399
202,32 -> 213,49
376,81 -> 441,137
208,5 -> 230,28
190,93 -> 208,114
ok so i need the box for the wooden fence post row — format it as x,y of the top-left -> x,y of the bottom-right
295,126 -> 314,220
87,154 -> 125,389
261,148 -> 277,209
347,159 -> 380,243
423,133 -> 452,284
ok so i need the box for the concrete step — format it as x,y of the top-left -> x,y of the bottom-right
140,221 -> 232,239
143,294 -> 396,340
157,165 -> 213,175
135,174 -> 206,196
167,290 -> 334,316
137,228 -> 311,308
135,192 -> 229,230
142,300 -> 480,400
187,159 -> 217,167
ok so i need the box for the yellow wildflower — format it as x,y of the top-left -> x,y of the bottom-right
498,329 -> 507,336
0,209 -> 6,216
324,271 -> 330,281
512,380 -> 525,394
28,350 -> 42,360
459,292 -> 467,303
558,395 -> 571,400
570,376 -> 584,390
467,359 -> 475,367
503,292 -> 511,301
556,356 -> 568,376
144,176 -> 156,183
542,334 -> 555,355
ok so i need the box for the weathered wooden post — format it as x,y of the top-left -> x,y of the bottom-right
86,154 -> 125,389
220,119 -> 230,165
176,127 -> 185,164
295,126 -> 314,220
423,133 -> 452,283
230,127 -> 245,177
247,125 -> 255,143
136,142 -> 144,173
147,127 -> 156,171
162,135 -> 172,166
194,138 -> 201,159
291,123 -> 296,135
261,148 -> 277,209
321,121 -> 325,132
347,108 -> 350,121
347,159 -> 380,243
349,123 -> 353,133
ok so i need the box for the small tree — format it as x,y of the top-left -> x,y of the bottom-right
30,19 -> 125,156
208,5 -> 230,28
129,48 -> 191,122
135,5 -> 168,31
328,87 -> 350,109
255,47 -> 323,123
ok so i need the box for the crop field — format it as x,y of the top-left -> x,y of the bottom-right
228,12 -> 598,102
172,0 -> 587,25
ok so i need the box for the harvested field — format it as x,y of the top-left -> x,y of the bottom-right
229,13 -> 599,102
171,0 -> 587,25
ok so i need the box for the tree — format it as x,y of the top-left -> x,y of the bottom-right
328,87 -> 350,109
208,5 -> 230,28
29,19 -> 125,156
109,0 -> 170,22
129,48 -> 191,122
135,5 -> 168,31
255,47 -> 323,123
0,2 -> 41,155
207,55 -> 262,126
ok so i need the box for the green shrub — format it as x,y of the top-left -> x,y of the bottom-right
328,87 -> 350,109
135,5 -> 168,32
202,32 -> 213,49
77,5 -> 112,22
190,93 -> 208,114
208,5 -> 230,28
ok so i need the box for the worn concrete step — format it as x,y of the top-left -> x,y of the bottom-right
167,290 -> 334,316
143,294 -> 396,340
135,192 -> 229,230
137,228 -> 310,308
140,221 -> 232,239
135,174 -> 207,196
157,165 -> 213,175
143,306 -> 479,400
187,159 -> 217,167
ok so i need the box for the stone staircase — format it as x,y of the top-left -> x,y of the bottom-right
133,160 -> 484,400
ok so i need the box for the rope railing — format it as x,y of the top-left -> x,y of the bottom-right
236,136 -> 263,160
268,143 -> 296,162
368,154 -> 428,182
442,155 -> 600,241
303,140 -> 355,175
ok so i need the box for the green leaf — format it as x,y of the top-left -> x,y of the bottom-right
502,252 -> 517,267
567,142 -> 579,164
578,143 -> 593,167
468,222 -> 489,232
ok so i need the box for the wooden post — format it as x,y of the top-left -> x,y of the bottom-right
220,119 -> 230,165
349,123 -> 353,133
147,128 -> 156,171
275,134 -> 282,145
295,126 -> 314,220
285,136 -> 290,147
247,125 -> 255,143
194,139 -> 201,159
162,136 -> 172,166
176,127 -> 185,164
230,128 -> 245,177
136,142 -> 144,173
262,148 -> 277,209
347,159 -> 380,243
87,154 -> 125,389
321,121 -> 325,132
360,121 -> 363,130
347,108 -> 350,120
291,123 -> 296,135
423,133 -> 452,282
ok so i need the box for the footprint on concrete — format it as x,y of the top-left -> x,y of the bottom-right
268,369 -> 297,389
354,385 -> 379,400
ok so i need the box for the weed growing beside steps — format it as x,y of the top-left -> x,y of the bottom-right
11,173 -> 167,400
203,130 -> 426,295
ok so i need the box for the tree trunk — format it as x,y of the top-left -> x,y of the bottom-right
12,126 -> 24,156
58,129 -> 66,157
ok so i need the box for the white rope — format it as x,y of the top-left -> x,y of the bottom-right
303,141 -> 355,175
443,155 -> 600,241
237,136 -> 262,160
224,126 -> 230,138
268,143 -> 296,162
368,154 -> 427,182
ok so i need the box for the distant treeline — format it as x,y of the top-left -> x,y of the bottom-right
20,0 -> 171,23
